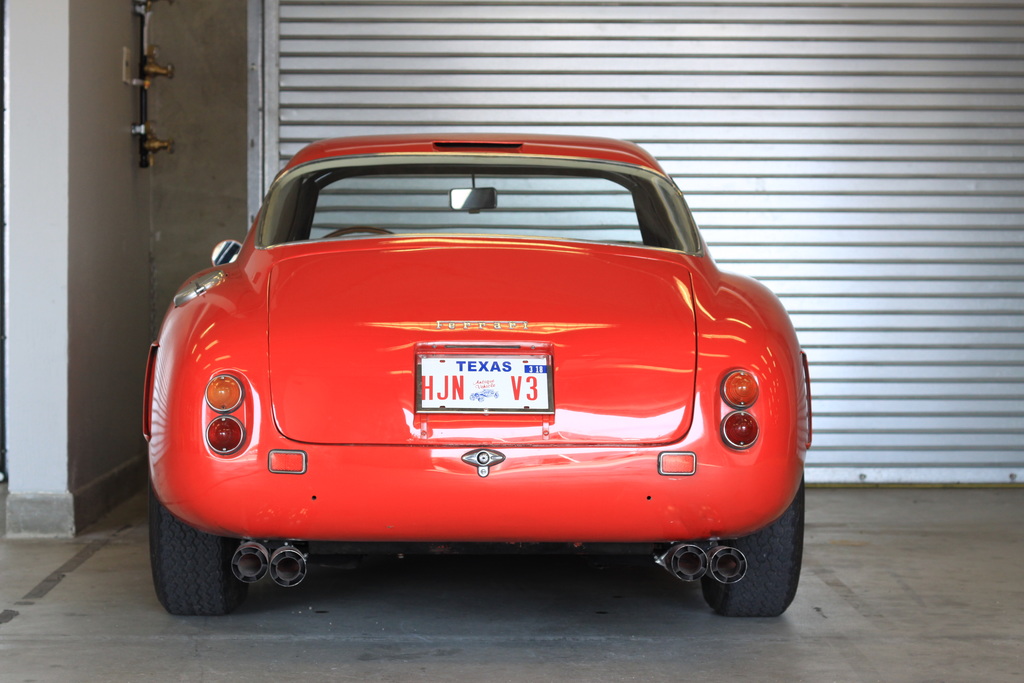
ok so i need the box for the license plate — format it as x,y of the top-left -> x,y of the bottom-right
416,354 -> 553,413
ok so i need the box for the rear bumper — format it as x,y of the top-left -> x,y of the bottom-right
151,440 -> 803,544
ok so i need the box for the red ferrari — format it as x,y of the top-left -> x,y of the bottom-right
145,134 -> 811,617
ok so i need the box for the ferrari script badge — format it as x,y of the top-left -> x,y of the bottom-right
437,320 -> 529,330
462,448 -> 506,478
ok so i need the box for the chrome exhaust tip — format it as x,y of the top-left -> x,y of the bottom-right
707,545 -> 747,584
269,545 -> 307,587
230,541 -> 270,583
655,543 -> 709,582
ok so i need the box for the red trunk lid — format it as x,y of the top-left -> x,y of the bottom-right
268,237 -> 696,445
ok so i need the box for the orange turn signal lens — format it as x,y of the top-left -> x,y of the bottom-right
206,374 -> 243,412
206,416 -> 245,455
722,370 -> 759,408
722,411 -> 759,450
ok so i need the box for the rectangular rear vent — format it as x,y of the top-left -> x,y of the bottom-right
433,141 -> 523,151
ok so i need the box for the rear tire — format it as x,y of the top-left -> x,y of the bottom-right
701,481 -> 804,617
149,486 -> 247,615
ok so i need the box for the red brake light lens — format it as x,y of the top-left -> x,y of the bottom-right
206,375 -> 244,412
722,370 -> 758,408
722,411 -> 759,449
207,416 -> 245,455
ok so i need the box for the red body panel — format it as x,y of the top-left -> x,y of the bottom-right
147,135 -> 808,546
267,238 -> 696,445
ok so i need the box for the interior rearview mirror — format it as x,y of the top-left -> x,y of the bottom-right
450,187 -> 497,212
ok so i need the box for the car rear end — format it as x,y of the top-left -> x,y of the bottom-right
146,135 -> 808,616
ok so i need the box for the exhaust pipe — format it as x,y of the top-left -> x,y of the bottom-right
231,541 -> 269,583
655,544 -> 708,581
269,545 -> 308,587
707,545 -> 747,584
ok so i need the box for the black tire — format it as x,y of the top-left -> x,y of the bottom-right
149,486 -> 247,615
701,481 -> 804,617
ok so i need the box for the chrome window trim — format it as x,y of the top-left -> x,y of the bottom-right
255,153 -> 703,255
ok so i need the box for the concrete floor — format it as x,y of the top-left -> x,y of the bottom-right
0,488 -> 1021,682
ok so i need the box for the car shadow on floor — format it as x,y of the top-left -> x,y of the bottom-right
234,552 -> 715,631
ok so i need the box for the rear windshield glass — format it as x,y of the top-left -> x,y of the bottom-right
257,155 -> 701,253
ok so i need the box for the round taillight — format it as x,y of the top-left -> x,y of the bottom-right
722,370 -> 758,408
722,411 -> 759,450
206,374 -> 243,412
207,416 -> 245,455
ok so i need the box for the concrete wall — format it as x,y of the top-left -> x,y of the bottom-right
4,0 -> 248,536
65,0 -> 154,528
148,0 -> 250,321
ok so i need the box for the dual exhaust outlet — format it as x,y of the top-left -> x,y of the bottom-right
232,540 -> 742,588
655,543 -> 747,584
230,541 -> 307,587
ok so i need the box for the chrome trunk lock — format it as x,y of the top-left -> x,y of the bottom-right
462,448 -> 506,477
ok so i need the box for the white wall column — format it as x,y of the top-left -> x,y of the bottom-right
5,0 -> 73,535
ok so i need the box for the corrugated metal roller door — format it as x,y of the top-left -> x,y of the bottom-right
257,0 -> 1024,484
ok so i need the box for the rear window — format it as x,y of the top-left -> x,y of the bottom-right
258,155 -> 701,253
311,174 -> 640,243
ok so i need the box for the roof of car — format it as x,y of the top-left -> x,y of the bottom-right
282,134 -> 670,176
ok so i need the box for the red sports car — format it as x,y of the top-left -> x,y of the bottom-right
145,134 -> 811,617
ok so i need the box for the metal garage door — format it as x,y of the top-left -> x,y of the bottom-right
251,0 -> 1024,484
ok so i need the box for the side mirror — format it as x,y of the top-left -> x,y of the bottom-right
211,240 -> 242,266
450,187 -> 497,213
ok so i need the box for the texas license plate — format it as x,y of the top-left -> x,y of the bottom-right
416,354 -> 553,413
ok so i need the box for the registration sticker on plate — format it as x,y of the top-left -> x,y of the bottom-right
416,354 -> 553,413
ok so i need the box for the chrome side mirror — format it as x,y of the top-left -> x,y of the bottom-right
211,240 -> 242,266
